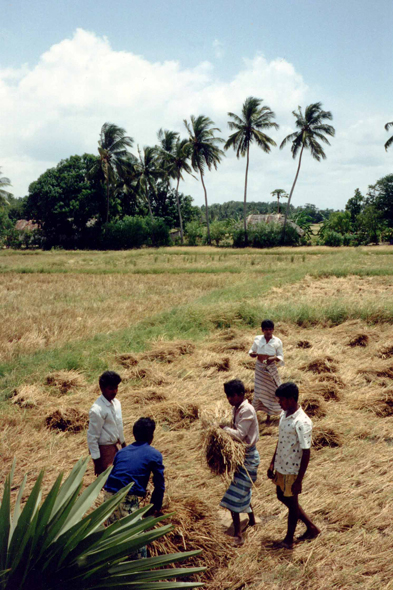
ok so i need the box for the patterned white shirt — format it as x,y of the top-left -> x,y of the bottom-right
249,335 -> 284,366
87,395 -> 125,460
274,407 -> 312,475
224,399 -> 259,446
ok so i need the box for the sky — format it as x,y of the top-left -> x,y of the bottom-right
0,0 -> 392,210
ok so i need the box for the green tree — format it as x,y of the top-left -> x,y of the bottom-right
345,188 -> 365,224
0,459 -> 204,590
270,189 -> 288,214
367,174 -> 393,227
132,146 -> 163,223
25,154 -> 105,248
280,102 -> 335,238
184,115 -> 224,245
224,97 -> 278,243
159,135 -> 194,244
0,168 -> 13,206
88,123 -> 135,223
384,121 -> 393,151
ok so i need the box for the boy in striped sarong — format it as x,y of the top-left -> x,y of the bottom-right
220,379 -> 260,546
249,319 -> 284,423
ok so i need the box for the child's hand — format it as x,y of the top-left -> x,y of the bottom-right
266,356 -> 277,365
267,463 -> 275,480
291,479 -> 302,495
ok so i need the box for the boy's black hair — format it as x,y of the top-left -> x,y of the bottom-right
261,319 -> 274,330
275,382 -> 299,402
133,417 -> 156,442
224,379 -> 245,397
99,370 -> 122,389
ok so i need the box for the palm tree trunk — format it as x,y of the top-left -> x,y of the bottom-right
282,144 -> 304,242
199,166 -> 211,245
175,176 -> 184,245
243,145 -> 250,246
277,196 -> 280,214
106,180 -> 110,223
145,180 -> 154,223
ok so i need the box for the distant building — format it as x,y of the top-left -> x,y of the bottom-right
15,220 -> 39,232
246,214 -> 304,236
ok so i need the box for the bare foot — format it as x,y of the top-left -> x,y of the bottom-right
297,527 -> 320,542
273,539 -> 294,550
234,535 -> 245,547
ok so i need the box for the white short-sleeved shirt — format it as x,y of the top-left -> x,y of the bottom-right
249,335 -> 284,366
87,395 -> 125,460
274,407 -> 312,475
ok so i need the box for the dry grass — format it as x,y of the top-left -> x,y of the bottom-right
45,370 -> 86,394
45,408 -> 89,432
116,353 -> 139,367
204,426 -> 246,477
140,340 -> 195,363
145,401 -> 199,430
202,357 -> 231,372
2,259 -> 393,588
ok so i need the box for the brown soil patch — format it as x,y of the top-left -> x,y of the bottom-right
301,356 -> 338,374
45,409 -> 88,432
141,340 -> 195,363
45,370 -> 85,394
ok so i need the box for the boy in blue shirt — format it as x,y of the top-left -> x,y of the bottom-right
104,417 -> 165,524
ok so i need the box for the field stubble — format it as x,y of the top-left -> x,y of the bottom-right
1,247 -> 393,589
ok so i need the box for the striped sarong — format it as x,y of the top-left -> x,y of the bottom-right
253,360 -> 282,416
220,445 -> 260,513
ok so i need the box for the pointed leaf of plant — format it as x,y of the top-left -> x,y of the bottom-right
50,458 -> 89,519
10,474 -> 27,537
0,464 -> 13,570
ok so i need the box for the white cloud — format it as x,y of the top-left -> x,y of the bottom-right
0,28 -> 390,209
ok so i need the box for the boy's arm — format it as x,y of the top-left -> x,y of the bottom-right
149,455 -> 165,515
248,336 -> 259,358
223,408 -> 253,443
267,442 -> 278,479
292,449 -> 310,494
87,408 -> 105,474
116,401 -> 126,447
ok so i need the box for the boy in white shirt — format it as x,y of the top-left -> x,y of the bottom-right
220,379 -> 260,546
249,319 -> 284,422
87,371 -> 126,475
267,382 -> 320,549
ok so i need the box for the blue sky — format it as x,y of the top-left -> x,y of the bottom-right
1,0 -> 392,209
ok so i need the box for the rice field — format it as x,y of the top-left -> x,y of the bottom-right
1,245 -> 393,589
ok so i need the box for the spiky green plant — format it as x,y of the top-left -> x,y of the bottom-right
0,459 -> 204,590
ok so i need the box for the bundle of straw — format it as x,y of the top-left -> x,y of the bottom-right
204,426 -> 245,478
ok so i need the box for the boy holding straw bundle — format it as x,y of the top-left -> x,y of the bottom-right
268,382 -> 320,549
220,379 -> 260,546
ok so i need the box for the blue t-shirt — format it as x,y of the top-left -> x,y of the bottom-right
104,441 -> 165,511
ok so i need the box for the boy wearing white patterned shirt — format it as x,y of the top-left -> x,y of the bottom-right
267,382 -> 320,549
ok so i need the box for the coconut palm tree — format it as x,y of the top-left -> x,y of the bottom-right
132,145 -> 163,223
0,168 -> 12,206
158,130 -> 194,244
0,458 -> 204,590
384,121 -> 393,151
270,189 -> 288,214
224,97 -> 278,243
280,102 -> 335,239
88,123 -> 134,223
184,115 -> 224,245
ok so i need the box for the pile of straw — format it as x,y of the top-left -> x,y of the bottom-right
125,366 -> 169,386
202,357 -> 231,372
378,343 -> 393,359
149,496 -> 233,582
141,340 -> 195,363
11,385 -> 42,408
302,394 -> 327,418
204,426 -> 245,477
45,370 -> 85,394
297,340 -> 312,349
131,389 -> 167,404
301,356 -> 338,374
310,382 -> 341,401
357,390 -> 393,417
348,334 -> 369,347
317,373 -> 345,387
147,401 -> 199,430
358,363 -> 393,380
116,352 -> 138,367
312,426 -> 342,449
214,339 -> 249,353
240,359 -> 256,371
45,408 -> 88,432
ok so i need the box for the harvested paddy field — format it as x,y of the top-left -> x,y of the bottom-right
1,246 -> 393,589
